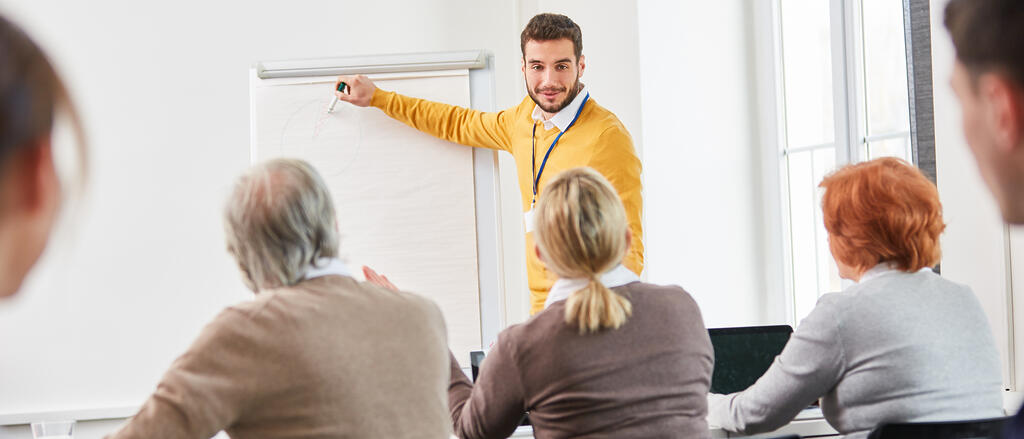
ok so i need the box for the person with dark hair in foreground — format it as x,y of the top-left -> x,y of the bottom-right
944,1 -> 1024,437
0,13 -> 85,300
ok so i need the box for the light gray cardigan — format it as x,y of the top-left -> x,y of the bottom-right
708,267 -> 1004,439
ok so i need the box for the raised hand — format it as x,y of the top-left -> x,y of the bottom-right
362,265 -> 399,291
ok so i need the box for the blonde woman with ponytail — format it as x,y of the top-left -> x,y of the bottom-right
440,167 -> 713,438
532,166 -> 635,334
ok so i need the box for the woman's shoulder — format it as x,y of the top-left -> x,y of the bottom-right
621,281 -> 699,305
615,282 -> 708,327
498,304 -> 567,344
844,269 -> 974,299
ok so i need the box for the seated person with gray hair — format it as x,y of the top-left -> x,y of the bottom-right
107,158 -> 452,439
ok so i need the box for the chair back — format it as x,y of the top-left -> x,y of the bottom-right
867,417 -> 1010,439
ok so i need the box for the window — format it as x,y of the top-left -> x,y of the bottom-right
773,0 -> 913,323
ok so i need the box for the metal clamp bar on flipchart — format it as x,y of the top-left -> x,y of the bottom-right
256,50 -> 488,79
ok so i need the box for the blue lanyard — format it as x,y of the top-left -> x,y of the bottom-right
532,93 -> 590,206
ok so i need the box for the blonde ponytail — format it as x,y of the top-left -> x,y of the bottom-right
534,167 -> 633,334
565,277 -> 633,334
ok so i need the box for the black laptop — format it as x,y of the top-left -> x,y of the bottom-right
708,325 -> 793,394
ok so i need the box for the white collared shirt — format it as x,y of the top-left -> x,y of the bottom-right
544,264 -> 640,309
856,262 -> 933,284
531,86 -> 590,132
303,258 -> 353,280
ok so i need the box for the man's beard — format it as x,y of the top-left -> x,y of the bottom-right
527,75 -> 583,115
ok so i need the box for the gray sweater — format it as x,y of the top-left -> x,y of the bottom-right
708,268 -> 1003,439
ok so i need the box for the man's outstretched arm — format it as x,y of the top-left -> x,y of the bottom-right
334,75 -> 514,152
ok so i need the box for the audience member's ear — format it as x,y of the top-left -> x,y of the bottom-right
0,137 -> 59,299
1,137 -> 57,216
534,244 -> 544,263
980,73 -> 1024,153
625,229 -> 632,252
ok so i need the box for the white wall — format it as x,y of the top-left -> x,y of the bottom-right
929,0 -> 1016,390
637,1 -> 776,328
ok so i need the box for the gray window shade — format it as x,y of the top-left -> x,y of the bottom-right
903,0 -> 936,183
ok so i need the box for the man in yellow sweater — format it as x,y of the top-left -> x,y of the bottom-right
334,13 -> 643,314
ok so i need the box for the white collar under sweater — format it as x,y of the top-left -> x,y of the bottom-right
856,262 -> 932,285
544,264 -> 640,309
531,85 -> 591,132
303,258 -> 353,280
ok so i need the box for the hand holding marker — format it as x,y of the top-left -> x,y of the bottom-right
330,75 -> 375,108
328,81 -> 348,113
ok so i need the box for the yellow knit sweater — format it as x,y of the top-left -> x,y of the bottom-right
371,89 -> 644,314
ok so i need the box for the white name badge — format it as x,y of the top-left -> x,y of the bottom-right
524,208 -> 536,233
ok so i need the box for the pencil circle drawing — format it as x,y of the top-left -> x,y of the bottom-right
278,96 -> 363,178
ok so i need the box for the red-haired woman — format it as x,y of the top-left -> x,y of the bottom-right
707,157 -> 1003,439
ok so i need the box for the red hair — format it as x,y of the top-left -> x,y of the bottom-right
819,157 -> 945,273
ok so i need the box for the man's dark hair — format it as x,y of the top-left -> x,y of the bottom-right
945,0 -> 1024,87
520,13 -> 583,61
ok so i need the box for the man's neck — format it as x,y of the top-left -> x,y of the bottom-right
540,110 -> 557,121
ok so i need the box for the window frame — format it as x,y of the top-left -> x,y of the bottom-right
759,0 -> 936,326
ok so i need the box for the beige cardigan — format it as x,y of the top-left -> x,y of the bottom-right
107,275 -> 451,439
449,281 -> 714,439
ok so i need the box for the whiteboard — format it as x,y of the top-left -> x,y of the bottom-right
250,69 -> 482,363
